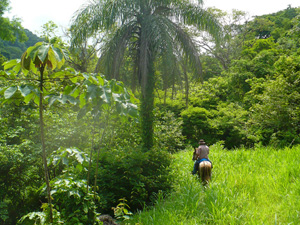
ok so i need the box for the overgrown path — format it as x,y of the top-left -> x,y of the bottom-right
127,144 -> 300,224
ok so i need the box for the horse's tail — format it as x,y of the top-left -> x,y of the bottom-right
199,161 -> 212,185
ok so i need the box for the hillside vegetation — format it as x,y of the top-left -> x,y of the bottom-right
128,144 -> 300,224
1,1 -> 300,224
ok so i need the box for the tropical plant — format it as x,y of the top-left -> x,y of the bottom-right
70,0 -> 221,150
1,40 -> 70,222
1,48 -> 139,223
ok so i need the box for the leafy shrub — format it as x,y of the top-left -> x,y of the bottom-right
17,206 -> 63,225
210,102 -> 250,148
48,147 -> 90,179
155,97 -> 187,116
180,106 -> 215,146
49,178 -> 101,224
154,110 -> 186,152
18,148 -> 101,224
93,146 -> 173,214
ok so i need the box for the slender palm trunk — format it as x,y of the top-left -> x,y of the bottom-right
131,62 -> 138,94
39,66 -> 53,222
141,58 -> 155,150
182,61 -> 189,107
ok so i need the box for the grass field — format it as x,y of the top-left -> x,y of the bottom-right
125,143 -> 300,224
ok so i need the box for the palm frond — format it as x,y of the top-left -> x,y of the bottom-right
70,0 -> 137,47
173,2 -> 222,41
96,21 -> 138,79
173,24 -> 202,80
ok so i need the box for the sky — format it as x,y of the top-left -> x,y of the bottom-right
6,0 -> 300,36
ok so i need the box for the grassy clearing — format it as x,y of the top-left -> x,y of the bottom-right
125,144 -> 300,224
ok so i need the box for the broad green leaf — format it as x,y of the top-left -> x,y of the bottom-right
127,103 -> 138,118
33,94 -> 40,106
4,86 -> 18,99
63,85 -> 73,95
62,157 -> 69,166
19,85 -> 33,97
26,42 -> 43,55
76,163 -> 83,172
60,94 -> 76,104
70,86 -> 80,98
70,76 -> 78,83
89,74 -> 99,84
24,92 -> 35,104
82,73 -> 90,80
112,93 -> 122,102
52,46 -> 64,62
0,70 -> 7,78
33,55 -> 42,68
27,45 -> 41,62
116,102 -> 125,115
97,75 -> 104,86
21,52 -> 31,70
101,85 -> 112,104
47,48 -> 58,70
79,93 -> 86,108
48,94 -> 76,106
11,62 -> 22,74
86,84 -> 101,99
48,95 -> 59,106
51,156 -> 61,166
110,79 -> 123,93
3,59 -> 20,70
36,43 -> 50,63
74,151 -> 84,164
51,70 -> 65,78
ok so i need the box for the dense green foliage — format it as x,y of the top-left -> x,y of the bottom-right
0,29 -> 42,60
70,0 -> 221,150
1,3 -> 300,225
0,0 -> 27,43
128,144 -> 300,224
156,6 -> 300,148
0,0 -> 39,63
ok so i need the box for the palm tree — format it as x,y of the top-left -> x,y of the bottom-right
71,0 -> 221,150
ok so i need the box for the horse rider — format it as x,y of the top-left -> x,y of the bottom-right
192,139 -> 212,175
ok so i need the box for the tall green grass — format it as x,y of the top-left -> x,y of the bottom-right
125,144 -> 300,224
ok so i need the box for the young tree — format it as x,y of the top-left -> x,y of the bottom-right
2,41 -> 69,222
70,0 -> 221,150
1,39 -> 139,223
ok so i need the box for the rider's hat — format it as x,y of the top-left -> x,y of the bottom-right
199,139 -> 206,145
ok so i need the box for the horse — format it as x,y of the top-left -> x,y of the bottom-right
193,149 -> 212,185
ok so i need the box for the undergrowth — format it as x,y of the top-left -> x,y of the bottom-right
125,143 -> 300,224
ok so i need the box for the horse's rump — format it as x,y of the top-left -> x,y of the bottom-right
198,161 -> 212,185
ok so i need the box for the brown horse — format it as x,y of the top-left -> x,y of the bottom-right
193,149 -> 212,185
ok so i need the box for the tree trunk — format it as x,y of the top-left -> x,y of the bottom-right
39,66 -> 53,222
131,62 -> 138,94
183,62 -> 189,107
87,125 -> 95,193
140,57 -> 155,150
93,115 -> 109,199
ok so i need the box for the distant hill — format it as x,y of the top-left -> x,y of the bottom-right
0,29 -> 42,60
